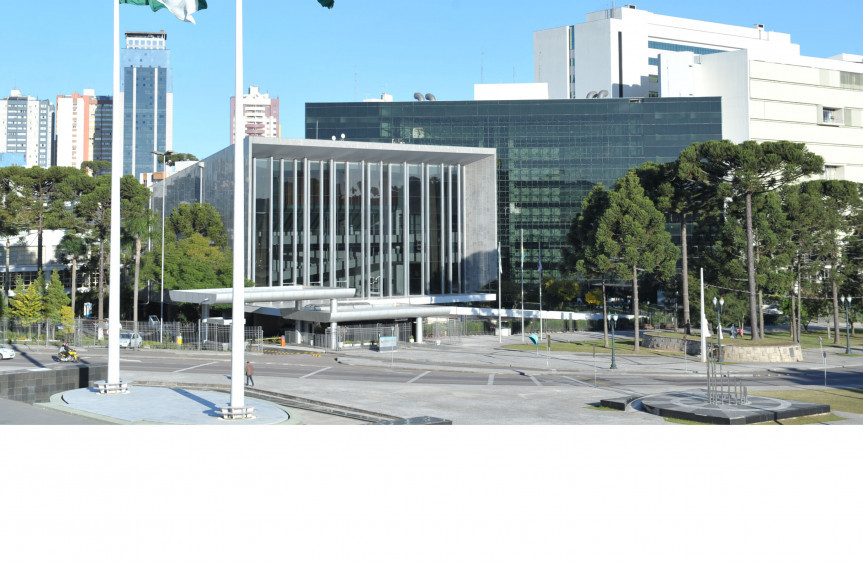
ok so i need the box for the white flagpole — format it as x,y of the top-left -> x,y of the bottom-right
107,0 -> 122,387
700,267 -> 707,362
230,0 -> 246,411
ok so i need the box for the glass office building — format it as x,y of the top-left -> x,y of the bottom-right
306,97 -> 722,284
157,138 -> 498,304
122,31 -> 172,178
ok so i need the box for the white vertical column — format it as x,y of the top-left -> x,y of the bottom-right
303,158 -> 310,285
278,159 -> 284,286
344,163 -> 350,289
329,159 -> 336,287
446,165 -> 453,294
402,162 -> 408,296
440,162 -> 445,294
292,160 -> 298,285
318,161 -> 324,286
229,0 -> 246,411
378,162 -> 384,296
107,1 -> 122,387
268,156 -> 274,286
361,160 -> 366,297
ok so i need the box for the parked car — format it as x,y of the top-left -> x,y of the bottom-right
118,331 -> 143,349
0,345 -> 16,360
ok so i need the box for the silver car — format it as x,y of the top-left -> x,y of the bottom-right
0,345 -> 16,360
118,331 -> 143,349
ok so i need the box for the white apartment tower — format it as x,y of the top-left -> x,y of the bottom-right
230,86 -> 280,142
535,5 -> 863,182
55,89 -> 113,169
0,89 -> 55,168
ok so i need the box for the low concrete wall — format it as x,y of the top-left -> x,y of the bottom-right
0,363 -> 107,404
641,333 -> 802,362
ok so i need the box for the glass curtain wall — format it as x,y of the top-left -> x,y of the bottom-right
250,157 -> 464,298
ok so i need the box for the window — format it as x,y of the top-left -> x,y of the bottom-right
819,105 -> 844,126
648,74 -> 658,83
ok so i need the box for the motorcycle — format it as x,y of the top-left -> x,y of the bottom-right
58,349 -> 80,363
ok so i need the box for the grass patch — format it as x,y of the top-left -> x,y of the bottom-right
507,339 -> 679,356
586,404 -> 619,411
752,388 -> 863,415
648,329 -> 862,351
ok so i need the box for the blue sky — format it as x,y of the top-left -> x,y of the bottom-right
3,1 -> 862,160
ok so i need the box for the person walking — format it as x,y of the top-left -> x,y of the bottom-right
244,361 -> 255,387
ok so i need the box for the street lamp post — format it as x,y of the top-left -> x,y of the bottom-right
197,161 -> 205,204
608,313 -> 619,369
841,295 -> 853,355
152,150 -> 174,345
713,296 -> 725,362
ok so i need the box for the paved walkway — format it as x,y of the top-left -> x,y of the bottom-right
8,331 -> 863,425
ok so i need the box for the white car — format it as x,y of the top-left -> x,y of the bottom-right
0,346 -> 16,360
118,331 -> 143,349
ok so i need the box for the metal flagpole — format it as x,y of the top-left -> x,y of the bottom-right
538,240 -> 543,339
520,228 -> 524,343
498,241 -> 502,343
700,267 -> 707,362
107,0 -> 122,389
227,0 -> 249,417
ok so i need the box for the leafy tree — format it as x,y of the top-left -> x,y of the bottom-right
696,140 -> 823,340
55,229 -> 90,316
44,270 -> 70,323
9,275 -> 44,327
80,160 -> 111,176
165,153 -> 198,165
594,171 -> 679,351
0,166 -> 92,273
166,202 -> 228,247
74,176 -> 111,322
120,175 -> 153,330
564,183 -> 615,345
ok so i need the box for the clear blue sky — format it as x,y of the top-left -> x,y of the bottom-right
3,1 -> 862,161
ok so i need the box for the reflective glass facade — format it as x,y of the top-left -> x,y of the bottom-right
306,97 -> 722,284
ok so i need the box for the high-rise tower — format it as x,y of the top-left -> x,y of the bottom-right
121,30 -> 172,177
0,89 -> 55,168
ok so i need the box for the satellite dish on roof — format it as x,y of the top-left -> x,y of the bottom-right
598,90 -> 609,98
586,91 -> 597,99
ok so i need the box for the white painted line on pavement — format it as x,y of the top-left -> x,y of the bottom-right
173,361 -> 218,373
488,373 -> 495,385
300,367 -> 332,379
407,371 -> 430,383
120,359 -> 142,363
528,375 -> 542,386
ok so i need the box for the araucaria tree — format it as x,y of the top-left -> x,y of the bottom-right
698,140 -> 823,340
594,171 -> 679,351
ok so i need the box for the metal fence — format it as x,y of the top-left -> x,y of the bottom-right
1,318 -> 263,352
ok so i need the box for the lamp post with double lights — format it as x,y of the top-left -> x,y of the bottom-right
608,313 -> 619,369
713,296 -> 724,362
152,149 -> 174,344
841,295 -> 853,355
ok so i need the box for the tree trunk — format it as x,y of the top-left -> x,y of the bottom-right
797,267 -> 803,342
790,291 -> 797,343
758,290 -> 765,339
745,192 -> 760,340
133,235 -> 141,333
601,277 -> 608,348
632,264 -> 640,352
680,213 -> 691,334
832,272 -> 840,345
